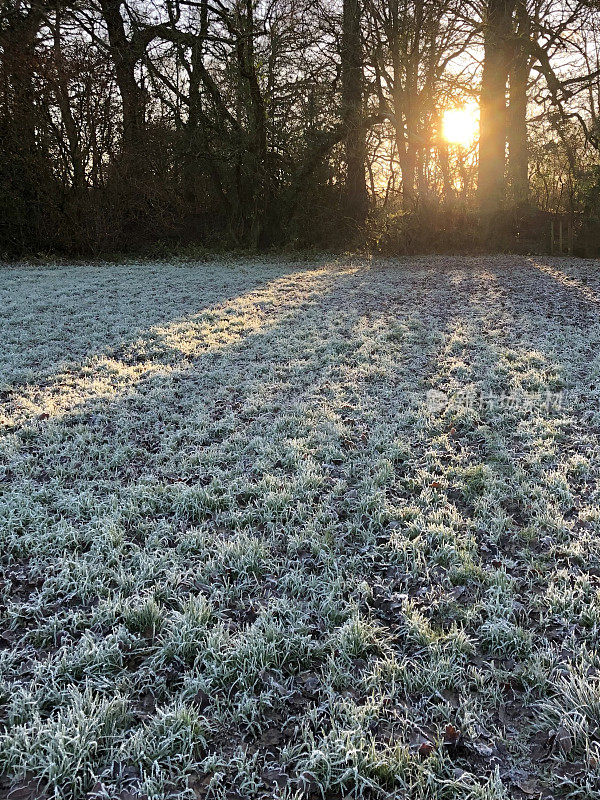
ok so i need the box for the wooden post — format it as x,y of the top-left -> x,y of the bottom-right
551,220 -> 554,254
559,220 -> 563,254
568,219 -> 573,256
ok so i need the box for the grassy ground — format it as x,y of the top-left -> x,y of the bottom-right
1,255 -> 600,800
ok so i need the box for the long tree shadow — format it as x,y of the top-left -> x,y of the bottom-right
0,259 -> 356,429
490,256 -> 600,424
0,259 -> 308,388
529,257 -> 600,308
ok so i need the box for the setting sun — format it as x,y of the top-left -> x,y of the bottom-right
442,104 -> 479,147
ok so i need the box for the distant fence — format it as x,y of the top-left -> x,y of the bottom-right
370,207 -> 599,257
508,211 -> 598,257
549,216 -> 575,256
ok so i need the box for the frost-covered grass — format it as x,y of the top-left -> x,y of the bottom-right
1,255 -> 600,799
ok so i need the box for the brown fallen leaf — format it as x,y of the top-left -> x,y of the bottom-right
554,724 -> 573,754
443,723 -> 461,746
418,741 -> 435,758
261,767 -> 288,789
7,780 -> 49,800
529,729 -> 551,760
514,778 -> 541,796
188,773 -> 213,798
555,762 -> 585,779
190,689 -> 210,712
259,727 -> 284,749
86,783 -> 105,800
470,738 -> 495,758
296,771 -> 320,796
448,586 -> 466,601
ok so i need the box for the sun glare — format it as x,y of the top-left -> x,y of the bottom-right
442,104 -> 479,147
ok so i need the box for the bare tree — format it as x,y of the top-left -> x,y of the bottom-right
508,0 -> 530,205
478,0 -> 515,215
341,0 -> 368,221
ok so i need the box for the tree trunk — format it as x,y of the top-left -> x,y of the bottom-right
392,83 -> 415,208
508,0 -> 529,208
232,0 -> 272,246
397,140 -> 416,207
438,140 -> 454,205
0,0 -> 48,248
478,0 -> 515,216
53,6 -> 85,191
99,0 -> 145,157
341,0 -> 368,224
1,3 -> 43,156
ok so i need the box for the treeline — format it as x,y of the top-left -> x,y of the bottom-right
1,0 -> 600,254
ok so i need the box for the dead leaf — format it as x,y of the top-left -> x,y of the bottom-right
514,778 -> 541,796
418,741 -> 435,758
259,727 -> 284,749
554,724 -> 573,754
7,780 -> 49,800
448,586 -> 466,601
261,767 -> 288,789
296,771 -> 320,796
86,784 -> 105,800
470,738 -> 495,757
443,723 -> 461,746
190,689 -> 210,712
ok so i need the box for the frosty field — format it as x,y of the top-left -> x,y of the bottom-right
2,255 -> 600,800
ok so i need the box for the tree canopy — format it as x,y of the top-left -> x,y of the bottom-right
1,0 -> 600,253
